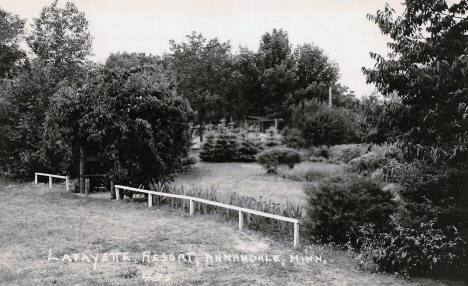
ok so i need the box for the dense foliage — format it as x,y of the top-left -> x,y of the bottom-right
256,147 -> 301,174
363,0 -> 468,163
199,127 -> 262,162
303,175 -> 395,244
357,0 -> 468,276
46,65 -> 193,186
166,29 -> 348,130
284,100 -> 359,147
0,8 -> 25,78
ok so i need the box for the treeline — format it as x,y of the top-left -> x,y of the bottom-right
0,0 -> 394,180
104,30 -> 359,140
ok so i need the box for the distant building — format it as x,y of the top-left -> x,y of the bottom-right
244,116 -> 283,133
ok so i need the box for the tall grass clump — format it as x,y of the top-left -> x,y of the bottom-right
148,182 -> 304,237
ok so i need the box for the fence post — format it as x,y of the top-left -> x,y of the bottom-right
34,173 -> 38,184
148,194 -> 152,207
49,177 -> 52,189
293,222 -> 299,248
115,187 -> 120,200
238,210 -> 243,231
65,177 -> 69,192
189,199 -> 194,216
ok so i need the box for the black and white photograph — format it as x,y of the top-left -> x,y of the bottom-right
0,0 -> 467,285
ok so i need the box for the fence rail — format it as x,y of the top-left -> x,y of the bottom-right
114,184 -> 300,248
34,172 -> 69,192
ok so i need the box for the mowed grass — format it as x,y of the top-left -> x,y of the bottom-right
0,179 -> 434,286
174,157 -> 344,206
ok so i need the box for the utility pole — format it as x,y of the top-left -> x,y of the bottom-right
328,86 -> 332,108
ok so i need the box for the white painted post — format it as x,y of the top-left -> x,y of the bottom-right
189,199 -> 194,216
34,173 -> 38,184
148,194 -> 152,207
65,177 -> 69,192
49,176 -> 52,189
328,86 -> 332,108
293,222 -> 299,248
116,187 -> 120,200
238,210 -> 243,231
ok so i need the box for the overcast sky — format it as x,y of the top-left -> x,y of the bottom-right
1,0 -> 405,96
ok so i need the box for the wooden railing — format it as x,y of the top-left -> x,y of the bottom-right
34,172 -> 69,192
114,185 -> 300,248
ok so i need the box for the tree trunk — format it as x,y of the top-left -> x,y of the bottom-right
116,158 -> 124,200
199,122 -> 205,143
79,145 -> 86,194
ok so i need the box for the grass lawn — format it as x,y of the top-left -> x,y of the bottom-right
0,179 -> 444,286
174,158 -> 344,206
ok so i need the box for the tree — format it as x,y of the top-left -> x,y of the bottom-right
168,32 -> 232,141
363,0 -> 468,164
224,47 -> 262,119
256,29 -> 296,119
104,52 -> 160,70
1,60 -> 56,177
287,100 -> 359,147
27,0 -> 92,79
45,65 -> 193,188
0,8 -> 26,78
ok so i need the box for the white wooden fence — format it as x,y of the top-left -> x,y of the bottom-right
114,185 -> 300,248
34,172 -> 69,192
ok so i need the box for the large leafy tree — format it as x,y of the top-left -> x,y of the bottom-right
46,65 -> 193,187
256,29 -> 296,118
168,32 -> 232,141
27,0 -> 92,79
0,1 -> 93,178
287,43 -> 341,120
1,60 -> 56,177
0,8 -> 25,78
104,52 -> 160,70
363,0 -> 468,163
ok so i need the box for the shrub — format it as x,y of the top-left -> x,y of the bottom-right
199,128 -> 262,162
281,126 -> 304,148
338,147 -> 362,163
211,128 -> 238,161
264,127 -> 281,148
287,100 -> 359,148
392,165 -> 467,229
359,160 -> 468,277
234,133 -> 263,162
303,175 -> 395,244
256,147 -> 302,174
357,221 -> 468,276
311,145 -> 330,159
277,163 -> 343,182
347,143 -> 402,175
199,133 -> 217,161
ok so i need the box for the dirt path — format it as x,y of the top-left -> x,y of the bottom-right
0,181 -> 451,285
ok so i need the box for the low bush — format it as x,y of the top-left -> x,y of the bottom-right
277,162 -> 343,182
256,147 -> 302,174
356,158 -> 468,277
357,221 -> 468,277
310,145 -> 330,160
346,143 -> 402,175
338,147 -> 363,163
303,175 -> 395,244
